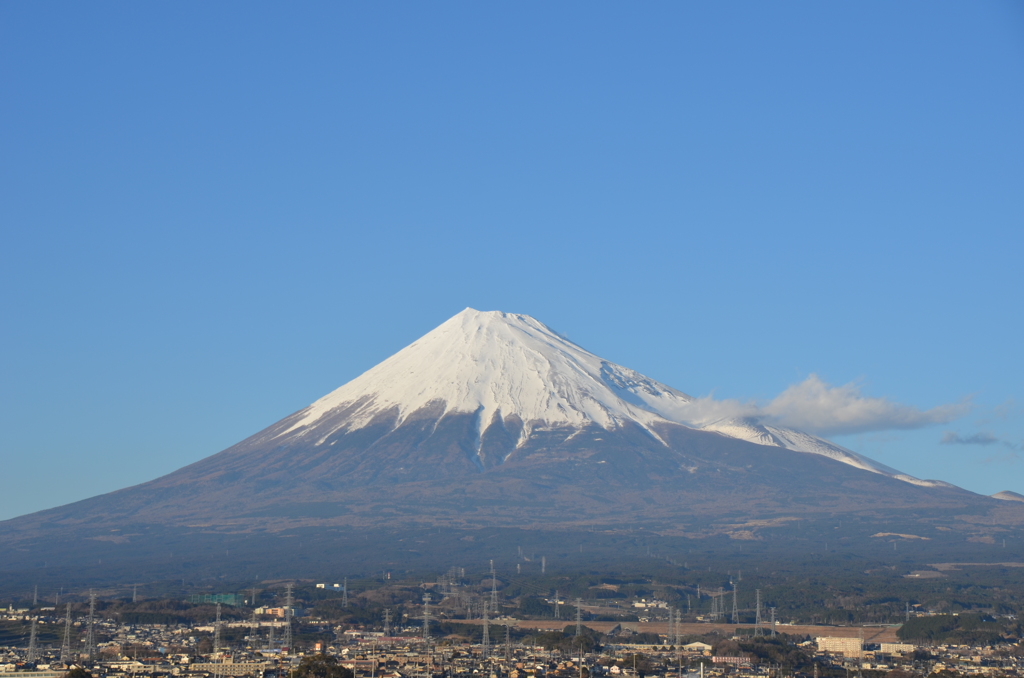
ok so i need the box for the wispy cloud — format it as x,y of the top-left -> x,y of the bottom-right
940,431 -> 1000,446
681,374 -> 969,437
940,430 -> 1019,452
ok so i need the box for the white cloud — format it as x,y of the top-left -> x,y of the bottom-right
670,374 -> 970,437
758,374 -> 969,436
688,374 -> 966,438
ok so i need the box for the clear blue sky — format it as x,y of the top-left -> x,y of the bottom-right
2,2 -> 1022,521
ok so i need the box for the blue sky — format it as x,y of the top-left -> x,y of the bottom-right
1,2 -> 1022,521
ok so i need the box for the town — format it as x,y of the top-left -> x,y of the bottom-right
2,568 -> 1022,678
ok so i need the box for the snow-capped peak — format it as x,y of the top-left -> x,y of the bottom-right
277,308 -> 937,485
280,308 -> 694,443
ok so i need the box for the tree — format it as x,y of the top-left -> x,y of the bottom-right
291,654 -> 354,678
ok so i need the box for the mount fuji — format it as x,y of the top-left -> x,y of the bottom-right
259,308 -> 935,485
2,308 -> 1021,584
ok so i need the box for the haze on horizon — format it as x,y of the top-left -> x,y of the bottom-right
0,2 -> 1021,522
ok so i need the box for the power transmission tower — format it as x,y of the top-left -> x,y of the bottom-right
505,624 -> 511,666
343,577 -> 348,608
755,589 -> 762,637
383,609 -> 392,638
575,598 -> 582,637
33,586 -> 38,606
133,584 -> 138,604
718,587 -> 724,621
249,606 -> 258,650
731,586 -> 738,624
770,608 -> 776,637
283,585 -> 294,652
423,594 -> 431,640
554,590 -> 560,619
490,561 -> 498,614
214,603 -> 222,653
674,608 -> 682,647
86,590 -> 97,661
60,604 -> 72,664
667,607 -> 674,645
28,617 -> 38,663
541,556 -> 546,574
482,601 -> 490,659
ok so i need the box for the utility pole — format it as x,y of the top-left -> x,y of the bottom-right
60,604 -> 72,664
384,609 -> 392,638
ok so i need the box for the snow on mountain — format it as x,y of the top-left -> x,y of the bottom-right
277,308 -> 938,486
279,308 -> 692,442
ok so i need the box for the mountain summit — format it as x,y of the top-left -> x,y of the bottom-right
1,308 -> 1019,584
